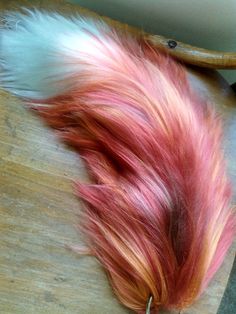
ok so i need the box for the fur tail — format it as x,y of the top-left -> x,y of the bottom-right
1,10 -> 235,313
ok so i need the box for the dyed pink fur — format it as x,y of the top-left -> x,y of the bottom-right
0,11 -> 235,313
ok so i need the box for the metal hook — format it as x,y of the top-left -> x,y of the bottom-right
146,295 -> 153,314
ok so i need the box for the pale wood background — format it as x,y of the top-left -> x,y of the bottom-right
0,1 -> 235,313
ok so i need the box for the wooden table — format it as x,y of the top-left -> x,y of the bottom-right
0,1 -> 235,313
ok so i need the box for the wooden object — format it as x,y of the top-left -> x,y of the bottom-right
147,35 -> 236,69
0,1 -> 235,313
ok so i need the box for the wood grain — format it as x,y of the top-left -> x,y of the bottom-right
0,1 -> 235,313
0,90 -> 133,314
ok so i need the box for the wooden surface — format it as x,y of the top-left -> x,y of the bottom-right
147,35 -> 236,69
0,1 -> 236,314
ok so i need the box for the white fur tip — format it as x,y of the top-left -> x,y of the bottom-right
0,9 -> 108,100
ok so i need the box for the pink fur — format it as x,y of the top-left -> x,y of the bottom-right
0,11 -> 235,313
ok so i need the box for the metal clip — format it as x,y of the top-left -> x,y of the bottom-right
146,295 -> 153,314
